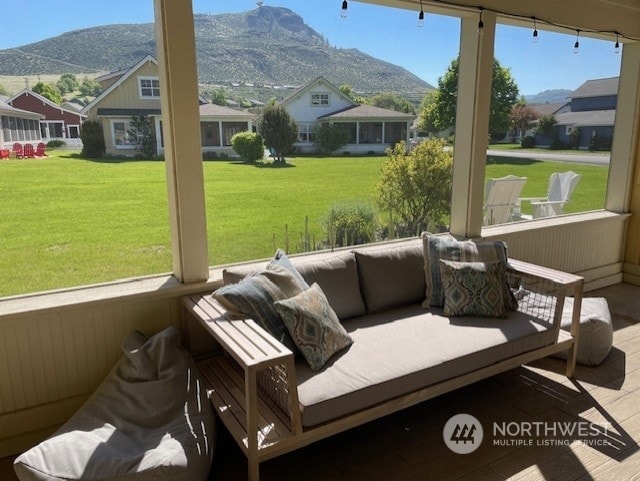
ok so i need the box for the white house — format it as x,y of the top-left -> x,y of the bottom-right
280,76 -> 415,154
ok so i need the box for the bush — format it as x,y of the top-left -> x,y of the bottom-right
46,140 -> 66,149
202,151 -> 218,160
313,124 -> 350,155
323,201 -> 376,248
549,138 -> 566,150
521,135 -> 535,148
231,131 -> 264,162
589,135 -> 612,152
80,120 -> 105,158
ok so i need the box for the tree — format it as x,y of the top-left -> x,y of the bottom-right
258,103 -> 298,165
231,131 -> 264,162
510,103 -> 539,141
79,77 -> 101,97
313,124 -> 350,155
57,74 -> 79,95
32,82 -> 62,104
368,92 -> 415,114
80,120 -> 105,158
417,57 -> 519,139
128,116 -> 157,159
211,88 -> 227,106
536,115 -> 557,138
377,139 -> 453,236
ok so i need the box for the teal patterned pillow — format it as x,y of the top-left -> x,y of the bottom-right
212,264 -> 306,352
422,233 -> 517,310
440,260 -> 508,318
274,283 -> 353,371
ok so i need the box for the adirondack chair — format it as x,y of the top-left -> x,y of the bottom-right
35,143 -> 47,157
23,144 -> 36,158
12,143 -> 23,158
517,171 -> 581,219
483,175 -> 527,226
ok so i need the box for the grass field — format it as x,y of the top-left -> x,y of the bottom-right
0,151 -> 608,297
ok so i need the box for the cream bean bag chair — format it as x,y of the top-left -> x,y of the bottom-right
14,327 -> 215,481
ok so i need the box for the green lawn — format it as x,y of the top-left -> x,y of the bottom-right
0,151 -> 608,297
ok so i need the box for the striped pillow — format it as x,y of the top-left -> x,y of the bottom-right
422,233 -> 517,310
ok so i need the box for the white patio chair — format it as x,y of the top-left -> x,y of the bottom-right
483,175 -> 527,226
517,171 -> 581,219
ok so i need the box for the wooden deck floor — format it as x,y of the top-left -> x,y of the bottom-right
3,282 -> 640,481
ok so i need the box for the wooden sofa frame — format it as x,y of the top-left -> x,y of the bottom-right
182,259 -> 583,481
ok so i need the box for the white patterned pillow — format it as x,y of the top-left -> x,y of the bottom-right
274,283 -> 353,371
440,260 -> 507,318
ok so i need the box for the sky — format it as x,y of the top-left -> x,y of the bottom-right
1,0 -> 623,96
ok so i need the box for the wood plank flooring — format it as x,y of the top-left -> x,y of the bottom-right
3,282 -> 640,481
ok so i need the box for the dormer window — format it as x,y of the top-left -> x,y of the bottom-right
311,92 -> 330,107
139,76 -> 160,99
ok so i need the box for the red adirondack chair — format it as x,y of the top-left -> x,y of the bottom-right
0,149 -> 10,159
12,143 -> 23,158
23,144 -> 36,158
36,143 -> 47,157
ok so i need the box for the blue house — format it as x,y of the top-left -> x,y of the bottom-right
533,77 -> 618,150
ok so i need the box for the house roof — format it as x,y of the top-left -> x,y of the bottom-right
570,77 -> 619,99
0,102 -> 43,119
279,76 -> 357,109
8,89 -> 87,119
199,103 -> 255,119
319,104 -> 415,120
96,108 -> 162,116
530,102 -> 569,118
81,55 -> 158,115
553,109 -> 616,127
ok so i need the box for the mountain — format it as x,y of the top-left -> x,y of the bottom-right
0,6 -> 433,97
524,89 -> 572,105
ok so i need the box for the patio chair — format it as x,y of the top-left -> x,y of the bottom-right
517,171 -> 581,219
12,143 -> 23,159
35,142 -> 47,157
483,175 -> 527,226
23,144 -> 36,158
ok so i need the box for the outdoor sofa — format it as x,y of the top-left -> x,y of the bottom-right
183,234 -> 584,481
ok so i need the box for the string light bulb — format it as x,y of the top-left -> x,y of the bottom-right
418,0 -> 425,27
614,32 -> 620,53
341,0 -> 348,18
532,17 -> 538,43
573,29 -> 580,54
478,7 -> 484,35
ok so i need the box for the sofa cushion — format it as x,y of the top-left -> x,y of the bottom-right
440,260 -> 507,318
275,283 -> 353,371
213,264 -> 306,352
296,303 -> 557,427
354,241 -> 425,313
294,252 -> 366,320
422,233 -> 517,310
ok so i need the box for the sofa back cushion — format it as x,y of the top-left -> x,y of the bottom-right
354,241 -> 426,313
294,252 -> 366,321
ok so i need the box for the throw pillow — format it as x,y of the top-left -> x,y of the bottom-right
212,263 -> 307,352
422,233 -> 517,310
274,283 -> 353,371
440,260 -> 508,318
267,248 -> 310,289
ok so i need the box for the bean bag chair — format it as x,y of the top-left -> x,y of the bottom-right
14,326 -> 216,481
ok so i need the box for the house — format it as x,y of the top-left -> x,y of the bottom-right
8,89 -> 86,148
280,76 -> 414,154
2,2 -> 640,479
0,100 -> 43,150
82,55 -> 255,157
532,77 -> 618,149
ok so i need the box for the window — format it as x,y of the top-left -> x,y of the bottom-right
335,122 -> 357,143
385,122 -> 407,145
297,122 -> 316,143
139,77 -> 161,98
201,121 -> 220,146
359,122 -> 383,144
113,120 -> 139,148
311,92 -> 330,107
222,122 -> 248,146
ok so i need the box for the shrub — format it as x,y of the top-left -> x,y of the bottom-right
80,120 -> 105,158
313,124 -> 350,155
202,151 -> 218,160
521,135 -> 535,148
549,138 -> 566,150
46,140 -> 66,149
323,201 -> 376,248
231,131 -> 264,162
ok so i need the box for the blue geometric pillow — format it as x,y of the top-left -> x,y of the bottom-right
440,260 -> 508,318
274,283 -> 353,371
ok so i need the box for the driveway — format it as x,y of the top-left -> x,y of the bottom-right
486,149 -> 610,166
